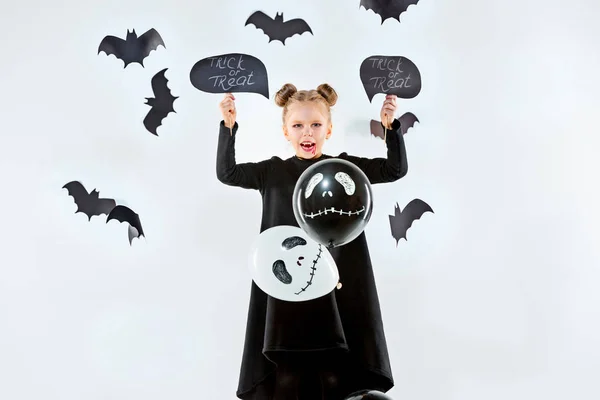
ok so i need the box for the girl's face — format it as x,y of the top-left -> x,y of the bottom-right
283,102 -> 332,159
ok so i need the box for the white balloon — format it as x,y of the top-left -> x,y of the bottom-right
248,225 -> 340,302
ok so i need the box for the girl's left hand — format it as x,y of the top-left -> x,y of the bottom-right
380,94 -> 397,129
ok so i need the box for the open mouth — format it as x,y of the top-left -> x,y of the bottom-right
300,141 -> 316,153
303,206 -> 366,218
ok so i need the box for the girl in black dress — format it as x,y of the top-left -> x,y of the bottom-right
216,83 -> 408,399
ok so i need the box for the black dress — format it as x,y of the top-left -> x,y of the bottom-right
216,118 -> 408,399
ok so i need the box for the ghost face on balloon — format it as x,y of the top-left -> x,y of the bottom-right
249,225 -> 339,302
293,158 -> 373,248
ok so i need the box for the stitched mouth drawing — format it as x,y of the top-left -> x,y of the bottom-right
272,235 -> 323,296
303,206 -> 366,218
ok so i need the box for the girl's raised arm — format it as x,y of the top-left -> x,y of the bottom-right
342,117 -> 408,184
215,93 -> 271,190
216,121 -> 271,191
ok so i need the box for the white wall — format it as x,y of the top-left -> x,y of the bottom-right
1,0 -> 599,398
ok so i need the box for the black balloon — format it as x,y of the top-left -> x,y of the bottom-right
292,158 -> 373,248
344,389 -> 393,399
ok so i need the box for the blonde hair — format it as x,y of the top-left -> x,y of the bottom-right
274,83 -> 338,124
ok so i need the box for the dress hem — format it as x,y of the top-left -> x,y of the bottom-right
236,356 -> 394,398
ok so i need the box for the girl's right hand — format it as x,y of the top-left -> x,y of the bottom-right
219,93 -> 236,128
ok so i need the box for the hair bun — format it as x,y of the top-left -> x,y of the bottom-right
275,83 -> 298,107
316,83 -> 338,107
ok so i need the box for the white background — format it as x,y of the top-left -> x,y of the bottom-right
1,0 -> 599,399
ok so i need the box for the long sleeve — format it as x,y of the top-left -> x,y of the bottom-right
341,118 -> 408,184
215,120 -> 272,191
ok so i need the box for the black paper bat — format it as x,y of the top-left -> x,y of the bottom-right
245,11 -> 312,45
98,28 -> 165,68
359,0 -> 420,24
63,181 -> 116,221
106,205 -> 145,245
389,199 -> 433,245
370,112 -> 419,140
143,68 -> 178,136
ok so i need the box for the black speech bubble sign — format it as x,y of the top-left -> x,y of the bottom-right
190,53 -> 269,98
359,55 -> 421,102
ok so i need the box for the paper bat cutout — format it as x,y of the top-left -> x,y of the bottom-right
143,68 -> 178,136
370,112 -> 419,139
389,199 -> 433,245
98,28 -> 165,68
245,11 -> 312,45
63,181 -> 116,220
359,0 -> 420,24
106,205 -> 145,245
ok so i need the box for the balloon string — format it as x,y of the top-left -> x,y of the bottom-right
330,240 -> 341,290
